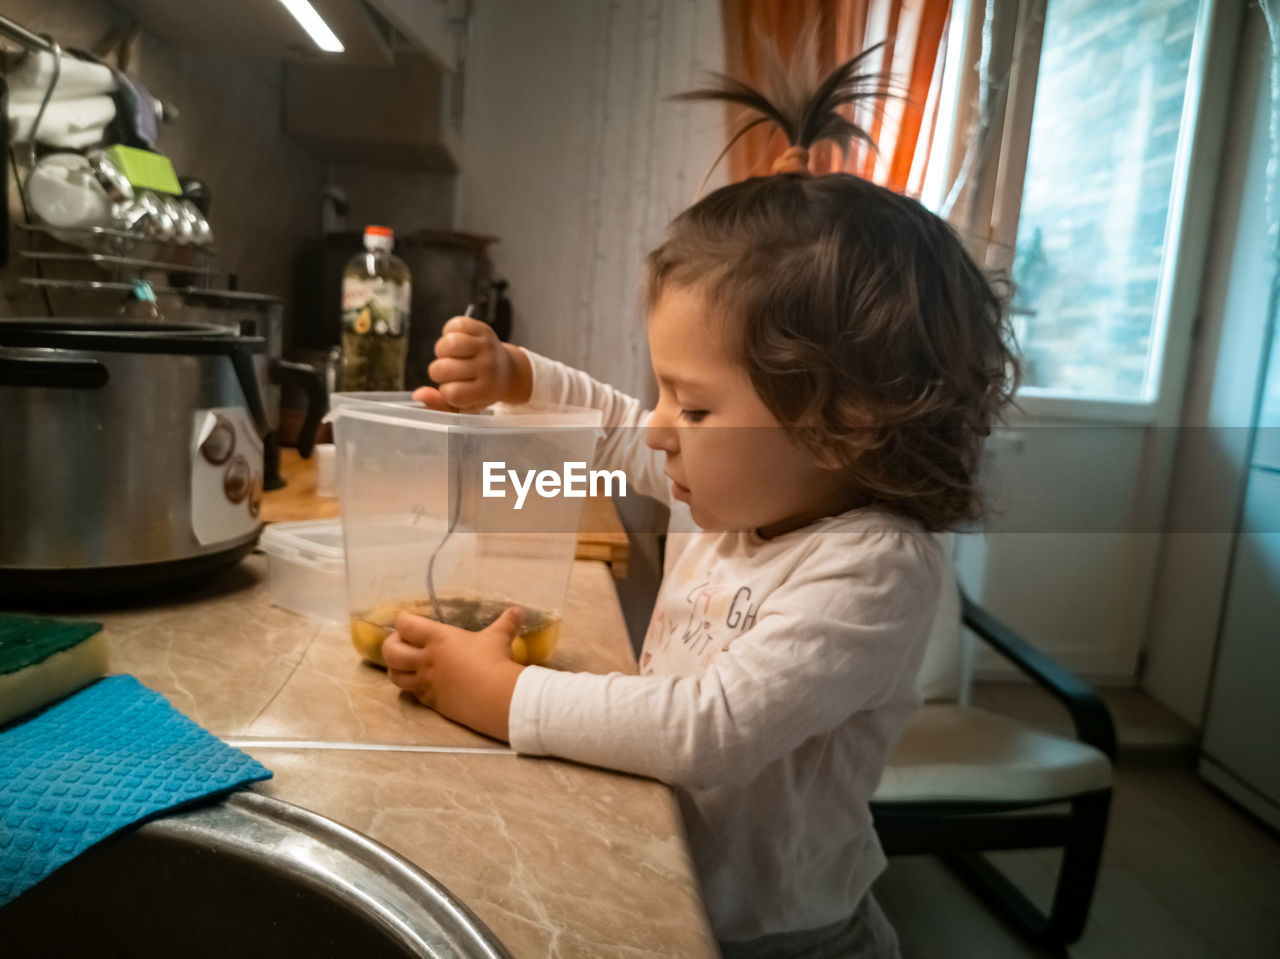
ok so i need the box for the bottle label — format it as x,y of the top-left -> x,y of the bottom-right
342,276 -> 411,336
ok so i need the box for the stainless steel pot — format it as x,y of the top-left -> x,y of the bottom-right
0,320 -> 271,603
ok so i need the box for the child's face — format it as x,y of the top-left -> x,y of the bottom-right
646,284 -> 852,538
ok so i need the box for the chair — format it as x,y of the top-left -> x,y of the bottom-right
871,558 -> 1116,956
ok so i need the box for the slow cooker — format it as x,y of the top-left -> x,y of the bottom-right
0,320 -> 271,603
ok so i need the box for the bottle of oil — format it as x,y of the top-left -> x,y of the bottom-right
340,226 -> 411,391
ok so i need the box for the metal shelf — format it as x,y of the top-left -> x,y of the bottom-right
19,250 -> 218,276
16,222 -> 217,257
16,219 -> 229,305
18,222 -> 145,244
17,277 -> 281,306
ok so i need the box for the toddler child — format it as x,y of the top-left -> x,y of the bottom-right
381,48 -> 1019,959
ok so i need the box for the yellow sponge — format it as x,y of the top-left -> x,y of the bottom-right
104,144 -> 183,195
0,614 -> 109,727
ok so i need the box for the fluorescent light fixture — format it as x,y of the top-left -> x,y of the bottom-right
276,0 -> 345,53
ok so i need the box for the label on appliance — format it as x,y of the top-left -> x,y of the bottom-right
342,276 -> 410,336
191,407 -> 264,546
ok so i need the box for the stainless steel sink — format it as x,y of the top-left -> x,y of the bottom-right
0,791 -> 514,958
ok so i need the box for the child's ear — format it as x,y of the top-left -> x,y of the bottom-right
812,446 -> 850,470
796,401 -> 873,469
792,425 -> 854,470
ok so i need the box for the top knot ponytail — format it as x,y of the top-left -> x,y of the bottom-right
674,36 -> 897,179
770,145 -> 811,176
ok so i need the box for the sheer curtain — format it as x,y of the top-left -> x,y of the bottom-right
720,0 -> 1048,273
934,0 -> 1047,273
720,0 -> 953,188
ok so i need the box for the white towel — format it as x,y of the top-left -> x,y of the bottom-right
8,96 -> 116,148
7,51 -> 118,102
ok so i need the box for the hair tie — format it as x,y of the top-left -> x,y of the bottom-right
770,145 -> 812,176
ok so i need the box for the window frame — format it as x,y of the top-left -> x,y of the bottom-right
1002,0 -> 1241,426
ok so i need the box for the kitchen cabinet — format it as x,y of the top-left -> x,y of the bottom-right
283,51 -> 460,172
109,0 -> 458,70
109,0 -> 462,170
362,0 -> 457,71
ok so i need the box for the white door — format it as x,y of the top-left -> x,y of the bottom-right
1199,466 -> 1280,830
956,0 -> 1244,681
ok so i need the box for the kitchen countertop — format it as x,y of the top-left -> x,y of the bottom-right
108,557 -> 635,750
95,553 -> 716,957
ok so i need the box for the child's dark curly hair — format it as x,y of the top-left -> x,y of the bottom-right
647,46 -> 1020,531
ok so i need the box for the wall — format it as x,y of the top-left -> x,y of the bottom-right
456,0 -> 727,401
1,0 -> 328,336
328,161 -> 455,237
455,0 -> 728,648
1142,5 -> 1275,726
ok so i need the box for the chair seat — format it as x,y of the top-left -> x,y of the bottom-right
874,703 -> 1113,804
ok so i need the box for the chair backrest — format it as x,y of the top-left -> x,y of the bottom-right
916,533 -> 968,703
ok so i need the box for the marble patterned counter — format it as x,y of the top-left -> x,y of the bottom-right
84,553 -> 716,957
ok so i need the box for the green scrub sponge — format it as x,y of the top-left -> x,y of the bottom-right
104,144 -> 182,195
0,614 -> 109,727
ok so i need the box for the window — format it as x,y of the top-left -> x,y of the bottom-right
1010,0 -> 1201,402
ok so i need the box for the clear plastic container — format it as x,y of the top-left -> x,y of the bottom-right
329,394 -> 603,666
260,520 -> 347,622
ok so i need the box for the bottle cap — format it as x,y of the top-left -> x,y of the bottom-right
363,225 -> 394,251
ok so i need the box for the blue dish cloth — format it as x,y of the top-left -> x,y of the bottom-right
0,674 -> 272,905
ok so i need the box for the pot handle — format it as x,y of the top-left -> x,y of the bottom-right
270,358 -> 328,459
0,351 -> 109,389
228,346 -> 271,440
1,76 -> 9,269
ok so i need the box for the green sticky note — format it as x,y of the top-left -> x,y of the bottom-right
105,144 -> 183,195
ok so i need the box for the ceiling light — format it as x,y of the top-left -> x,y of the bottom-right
276,0 -> 344,53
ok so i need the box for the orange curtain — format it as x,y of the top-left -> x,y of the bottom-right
721,0 -> 952,193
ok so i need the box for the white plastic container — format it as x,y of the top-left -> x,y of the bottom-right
329,394 -> 603,665
259,520 -> 347,622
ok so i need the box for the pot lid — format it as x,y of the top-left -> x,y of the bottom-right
0,319 -> 231,336
0,319 -> 258,354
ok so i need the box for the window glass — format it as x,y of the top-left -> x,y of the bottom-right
1012,0 -> 1200,399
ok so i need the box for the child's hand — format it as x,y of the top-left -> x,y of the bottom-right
381,605 -> 527,741
412,316 -> 532,411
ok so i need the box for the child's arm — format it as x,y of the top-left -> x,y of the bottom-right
509,535 -> 943,787
520,350 -> 668,502
386,528 -> 942,783
414,315 -> 669,503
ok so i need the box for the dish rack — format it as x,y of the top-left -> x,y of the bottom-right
12,219 -> 285,387
1,12 -> 221,310
16,221 -> 221,299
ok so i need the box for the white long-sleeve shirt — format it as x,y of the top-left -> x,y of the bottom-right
508,351 -> 943,941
